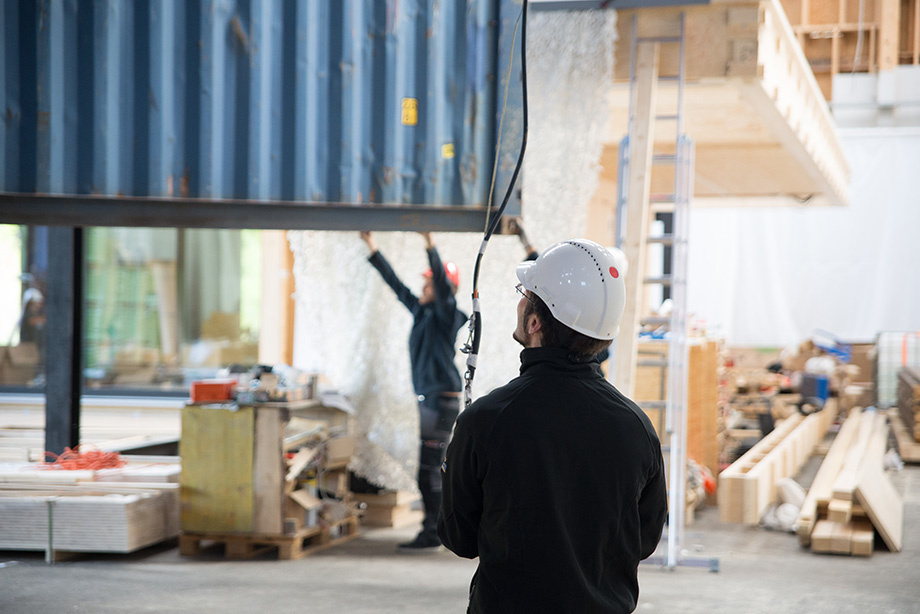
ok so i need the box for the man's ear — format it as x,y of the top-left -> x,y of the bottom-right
527,313 -> 542,335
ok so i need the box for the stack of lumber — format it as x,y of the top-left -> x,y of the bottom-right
796,408 -> 903,556
891,368 -> 920,462
719,399 -> 837,525
0,459 -> 181,556
355,490 -> 423,528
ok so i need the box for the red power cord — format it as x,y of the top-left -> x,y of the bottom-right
38,445 -> 126,471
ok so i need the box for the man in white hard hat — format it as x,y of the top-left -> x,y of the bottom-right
438,239 -> 667,613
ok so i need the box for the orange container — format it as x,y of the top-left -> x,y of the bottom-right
189,379 -> 237,403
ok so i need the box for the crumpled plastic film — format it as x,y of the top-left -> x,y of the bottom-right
288,11 -> 616,492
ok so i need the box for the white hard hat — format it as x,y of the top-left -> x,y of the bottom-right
516,239 -> 627,340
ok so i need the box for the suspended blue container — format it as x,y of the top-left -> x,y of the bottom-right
0,0 -> 526,228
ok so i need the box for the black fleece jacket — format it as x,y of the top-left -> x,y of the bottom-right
438,347 -> 668,613
368,248 -> 467,396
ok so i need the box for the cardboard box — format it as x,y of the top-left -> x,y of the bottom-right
846,342 -> 875,382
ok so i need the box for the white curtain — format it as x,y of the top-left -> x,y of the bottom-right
181,229 -> 242,339
687,130 -> 920,347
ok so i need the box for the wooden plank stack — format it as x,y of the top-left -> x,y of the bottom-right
0,487 -> 167,553
796,408 -> 903,556
0,460 -> 181,557
892,367 -> 920,462
719,399 -> 838,525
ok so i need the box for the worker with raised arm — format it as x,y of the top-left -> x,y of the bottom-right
360,231 -> 468,551
438,239 -> 668,613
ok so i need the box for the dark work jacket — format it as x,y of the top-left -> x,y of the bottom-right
438,347 -> 668,614
368,248 -> 467,396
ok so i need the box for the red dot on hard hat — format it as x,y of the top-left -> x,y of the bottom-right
610,267 -> 619,278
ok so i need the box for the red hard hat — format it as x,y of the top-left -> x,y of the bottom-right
424,261 -> 460,288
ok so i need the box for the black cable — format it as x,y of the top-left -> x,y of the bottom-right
463,0 -> 529,407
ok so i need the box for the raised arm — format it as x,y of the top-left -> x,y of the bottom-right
420,232 -> 455,301
360,231 -> 419,312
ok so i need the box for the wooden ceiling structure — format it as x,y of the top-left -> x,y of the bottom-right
601,0 -> 851,208
782,0 -> 920,100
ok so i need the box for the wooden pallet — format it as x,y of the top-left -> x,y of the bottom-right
178,515 -> 359,560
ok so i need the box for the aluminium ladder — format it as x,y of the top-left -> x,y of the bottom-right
612,12 -> 717,573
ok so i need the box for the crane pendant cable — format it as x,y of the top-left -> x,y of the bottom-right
462,0 -> 530,408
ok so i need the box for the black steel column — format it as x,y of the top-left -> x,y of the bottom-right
44,227 -> 84,458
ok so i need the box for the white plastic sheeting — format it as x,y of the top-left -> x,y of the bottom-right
686,130 -> 920,348
289,11 -> 616,491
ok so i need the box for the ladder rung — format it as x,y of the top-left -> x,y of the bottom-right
650,193 -> 675,203
652,154 -> 677,165
647,235 -> 674,245
655,114 -> 680,120
638,359 -> 669,368
657,76 -> 682,83
636,35 -> 682,44
638,401 -> 668,409
644,275 -> 673,286
641,316 -> 671,326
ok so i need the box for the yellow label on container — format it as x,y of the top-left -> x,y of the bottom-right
442,143 -> 455,159
401,98 -> 418,126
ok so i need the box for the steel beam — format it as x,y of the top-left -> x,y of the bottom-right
0,193 -> 508,232
44,227 -> 83,459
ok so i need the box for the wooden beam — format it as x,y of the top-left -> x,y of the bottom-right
792,23 -> 879,33
830,411 -> 875,502
613,40 -> 659,398
854,464 -> 903,552
253,407 -> 285,535
878,0 -> 901,71
258,230 -> 296,366
852,411 -> 903,551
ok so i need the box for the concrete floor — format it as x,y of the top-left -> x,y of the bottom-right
2,461 -> 918,614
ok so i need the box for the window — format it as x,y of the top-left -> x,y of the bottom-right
0,225 -> 281,394
84,227 -> 263,392
0,224 -> 42,387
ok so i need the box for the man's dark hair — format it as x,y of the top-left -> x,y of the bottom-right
524,294 -> 612,358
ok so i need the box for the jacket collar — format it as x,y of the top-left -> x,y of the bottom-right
519,347 -> 602,377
